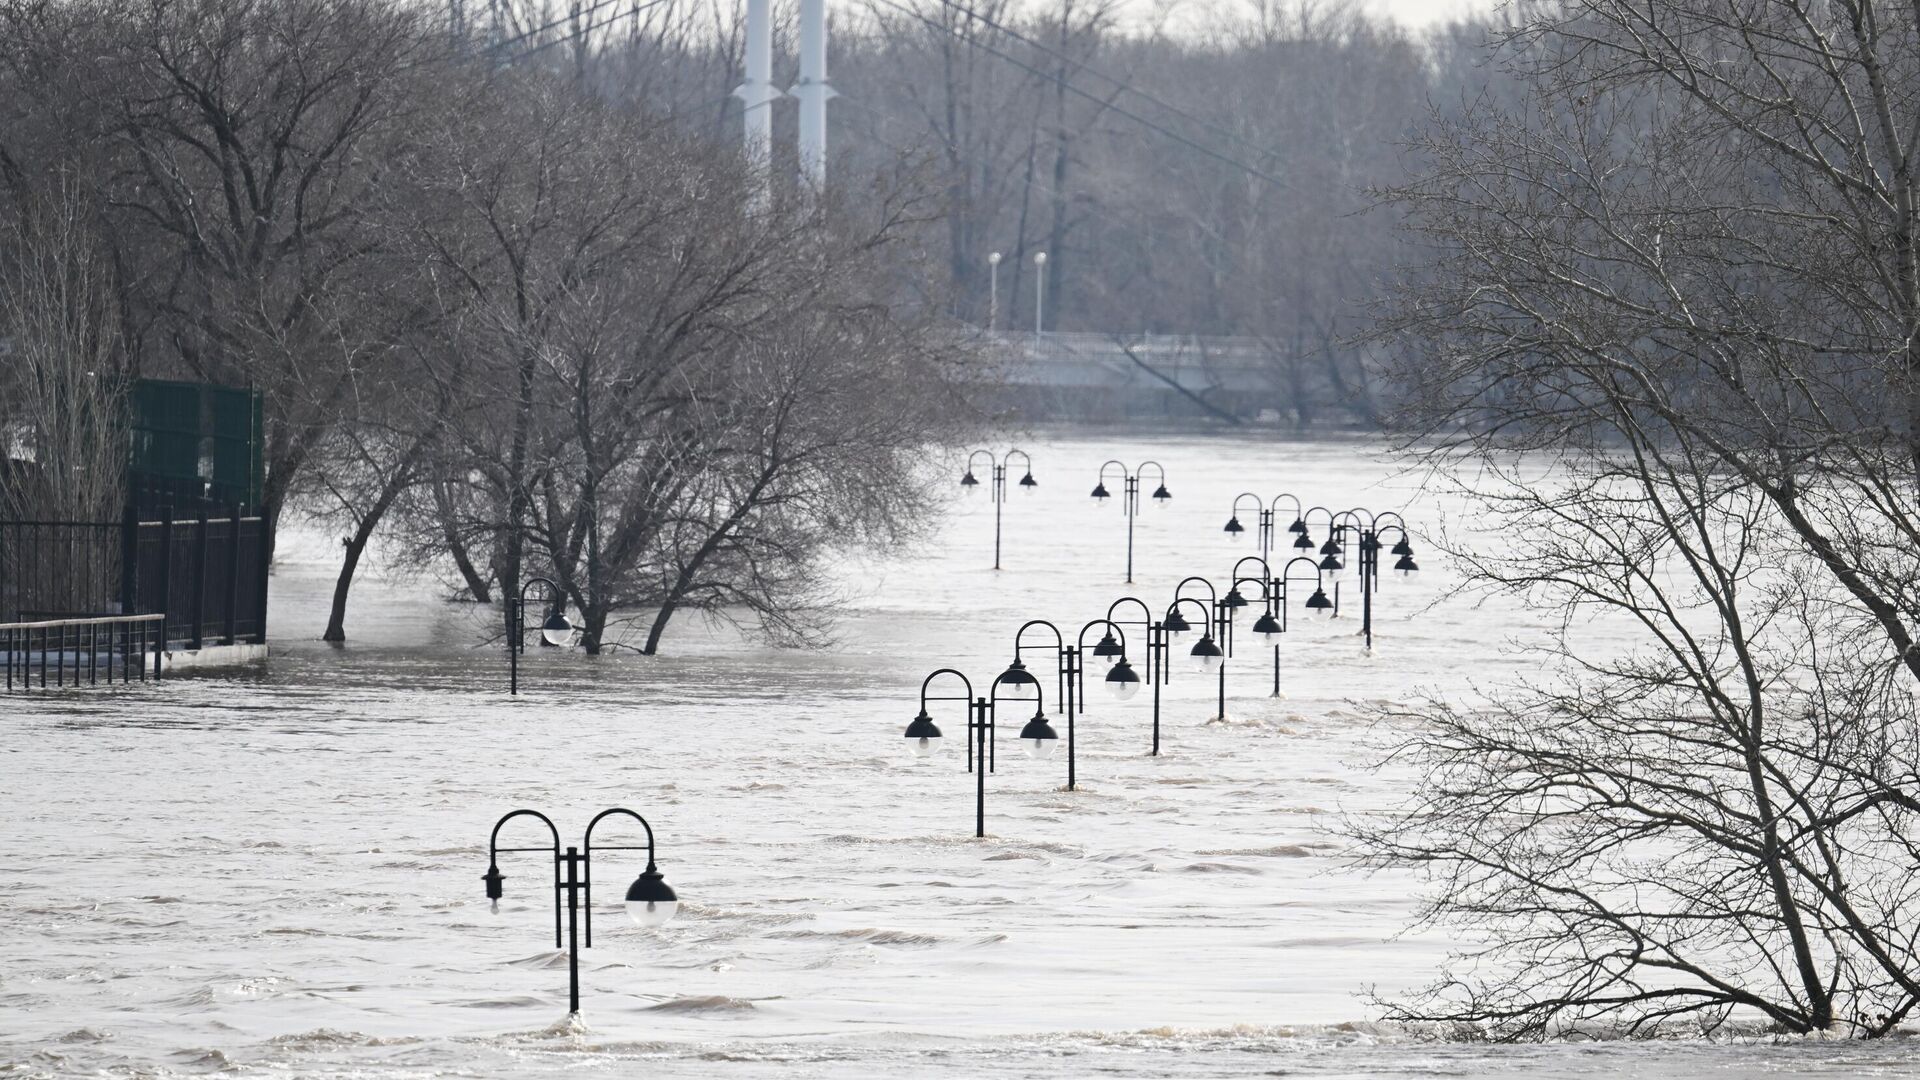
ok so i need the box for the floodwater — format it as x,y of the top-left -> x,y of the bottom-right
3,433 -> 1915,1078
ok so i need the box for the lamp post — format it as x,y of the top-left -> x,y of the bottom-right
987,251 -> 1002,331
1102,596 -> 1171,755
904,666 -> 1058,837
1349,511 -> 1418,650
961,448 -> 1036,571
1091,460 -> 1171,583
1008,619 -> 1082,789
509,575 -> 576,695
480,807 -> 679,1016
1172,576 -> 1231,721
1231,555 -> 1282,697
1224,493 -> 1304,563
1034,251 -> 1047,335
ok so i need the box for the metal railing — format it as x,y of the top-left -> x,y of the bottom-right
2,613 -> 165,690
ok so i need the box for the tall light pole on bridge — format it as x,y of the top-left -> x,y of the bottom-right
988,251 -> 1002,330
1034,251 -> 1048,336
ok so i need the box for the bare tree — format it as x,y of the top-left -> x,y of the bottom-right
1365,0 -> 1920,1037
0,179 -> 127,525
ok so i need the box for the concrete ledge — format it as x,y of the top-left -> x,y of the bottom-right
162,642 -> 270,672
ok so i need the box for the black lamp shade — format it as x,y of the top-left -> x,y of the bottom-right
1307,588 -> 1332,610
1091,482 -> 1110,499
1319,553 -> 1343,572
483,864 -> 504,900
904,710 -> 943,740
1293,533 -> 1314,550
1395,554 -> 1419,573
1190,636 -> 1222,660
961,471 -> 979,486
1164,610 -> 1190,633
1092,632 -> 1123,658
1392,538 -> 1413,556
1018,714 -> 1059,741
999,659 -> 1038,686
1224,516 -> 1244,534
624,866 -> 678,905
1288,518 -> 1307,534
1225,588 -> 1247,608
1019,473 -> 1037,488
1106,659 -> 1139,685
1151,485 -> 1171,500
1251,612 -> 1280,635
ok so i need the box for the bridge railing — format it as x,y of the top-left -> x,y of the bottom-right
2,612 -> 166,690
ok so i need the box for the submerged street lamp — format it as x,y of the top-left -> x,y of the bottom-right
1223,492 -> 1304,563
1101,596 -> 1173,755
962,448 -> 1037,571
1091,460 -> 1170,583
509,575 -> 576,695
480,807 -> 679,1016
1347,511 -> 1420,650
1173,576 -> 1231,721
904,666 -> 1058,837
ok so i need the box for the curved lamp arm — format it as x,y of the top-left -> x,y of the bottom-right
1269,492 -> 1303,520
1173,575 -> 1218,604
1002,448 -> 1034,474
916,668 -> 977,771
1373,511 -> 1408,533
1014,618 -> 1067,704
485,809 -> 563,946
1137,460 -> 1168,485
1231,555 -> 1273,583
1106,595 -> 1153,629
965,449 -> 996,474
582,807 -> 661,948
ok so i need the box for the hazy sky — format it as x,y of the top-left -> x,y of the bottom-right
1366,0 -> 1497,27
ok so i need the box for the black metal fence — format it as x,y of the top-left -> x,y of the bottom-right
0,507 -> 270,650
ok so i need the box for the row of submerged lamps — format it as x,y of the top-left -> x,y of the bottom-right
481,808 -> 679,1015
1223,498 -> 1419,649
903,508 -> 1423,835
960,448 -> 1037,570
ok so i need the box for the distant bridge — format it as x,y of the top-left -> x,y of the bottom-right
977,331 -> 1284,423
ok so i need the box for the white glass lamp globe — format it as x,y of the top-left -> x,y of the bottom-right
624,867 -> 679,927
1024,735 -> 1056,760
911,736 -> 936,759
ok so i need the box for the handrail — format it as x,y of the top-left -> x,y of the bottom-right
0,613 -> 167,631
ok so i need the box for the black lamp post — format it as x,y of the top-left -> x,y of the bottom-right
905,666 -> 1058,837
1091,460 -> 1170,583
509,575 -> 576,695
1011,619 -> 1089,790
1348,511 -> 1418,650
1102,596 -> 1171,755
1173,576 -> 1231,721
1223,492 -> 1304,564
481,807 -> 679,1016
962,448 -> 1036,570
1231,555 -> 1283,697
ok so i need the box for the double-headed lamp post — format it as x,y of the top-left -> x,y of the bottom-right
481,808 -> 679,1016
1224,493 -> 1304,564
1230,555 -> 1285,697
905,666 -> 1059,837
1100,596 -> 1172,755
1090,460 -> 1170,583
509,575 -> 577,695
1173,576 -> 1232,721
962,448 -> 1036,571
1348,511 -> 1419,649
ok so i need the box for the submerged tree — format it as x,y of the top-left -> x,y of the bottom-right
1365,0 -> 1920,1038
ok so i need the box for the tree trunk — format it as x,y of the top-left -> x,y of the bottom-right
321,468 -> 410,642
